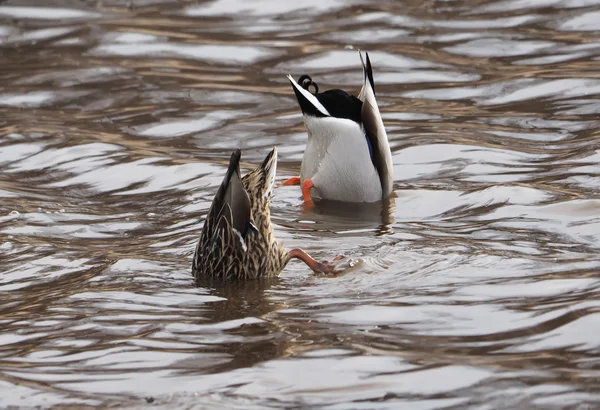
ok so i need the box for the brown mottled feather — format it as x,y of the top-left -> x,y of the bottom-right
192,148 -> 289,281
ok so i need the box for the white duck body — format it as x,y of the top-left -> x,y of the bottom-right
300,116 -> 382,202
287,51 -> 394,203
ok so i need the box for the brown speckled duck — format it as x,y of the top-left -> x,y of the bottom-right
192,147 -> 345,281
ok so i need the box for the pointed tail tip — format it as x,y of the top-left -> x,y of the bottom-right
259,146 -> 278,184
266,146 -> 277,160
230,148 -> 242,167
262,146 -> 277,164
359,50 -> 373,73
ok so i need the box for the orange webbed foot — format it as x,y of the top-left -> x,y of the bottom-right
281,176 -> 301,186
301,179 -> 315,207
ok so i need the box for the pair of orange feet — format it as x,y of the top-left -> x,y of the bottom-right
281,176 -> 314,206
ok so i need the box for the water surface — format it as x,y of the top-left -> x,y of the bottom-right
1,0 -> 600,408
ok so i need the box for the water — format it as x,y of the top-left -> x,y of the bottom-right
1,0 -> 600,408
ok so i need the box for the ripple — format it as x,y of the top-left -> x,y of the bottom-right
0,6 -> 102,20
47,159 -> 220,194
135,111 -> 246,138
16,67 -> 130,87
91,42 -> 279,64
0,91 -> 55,107
558,10 -> 600,31
0,27 -> 77,45
279,50 -> 444,71
321,28 -> 411,43
6,142 -> 122,173
184,0 -> 353,17
402,77 -> 600,106
444,38 -> 555,58
1,0 -> 600,409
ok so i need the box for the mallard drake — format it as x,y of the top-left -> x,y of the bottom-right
192,147 -> 344,280
283,51 -> 394,204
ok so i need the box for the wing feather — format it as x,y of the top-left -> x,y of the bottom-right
358,52 -> 394,199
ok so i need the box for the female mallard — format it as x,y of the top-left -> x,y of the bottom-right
283,51 -> 394,204
192,147 -> 343,280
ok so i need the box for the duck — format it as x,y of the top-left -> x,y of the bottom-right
192,147 -> 346,281
283,51 -> 394,204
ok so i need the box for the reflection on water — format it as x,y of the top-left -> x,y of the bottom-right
1,0 -> 600,408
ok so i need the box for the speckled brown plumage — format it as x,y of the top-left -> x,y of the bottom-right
192,148 -> 351,281
192,148 -> 290,281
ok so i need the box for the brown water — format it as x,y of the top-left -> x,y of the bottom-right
1,0 -> 600,408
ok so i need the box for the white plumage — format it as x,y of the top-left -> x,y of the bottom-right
287,51 -> 394,203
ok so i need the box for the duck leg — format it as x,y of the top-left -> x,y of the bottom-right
281,176 -> 301,186
301,179 -> 316,208
287,248 -> 338,274
301,179 -> 314,202
280,177 -> 315,207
